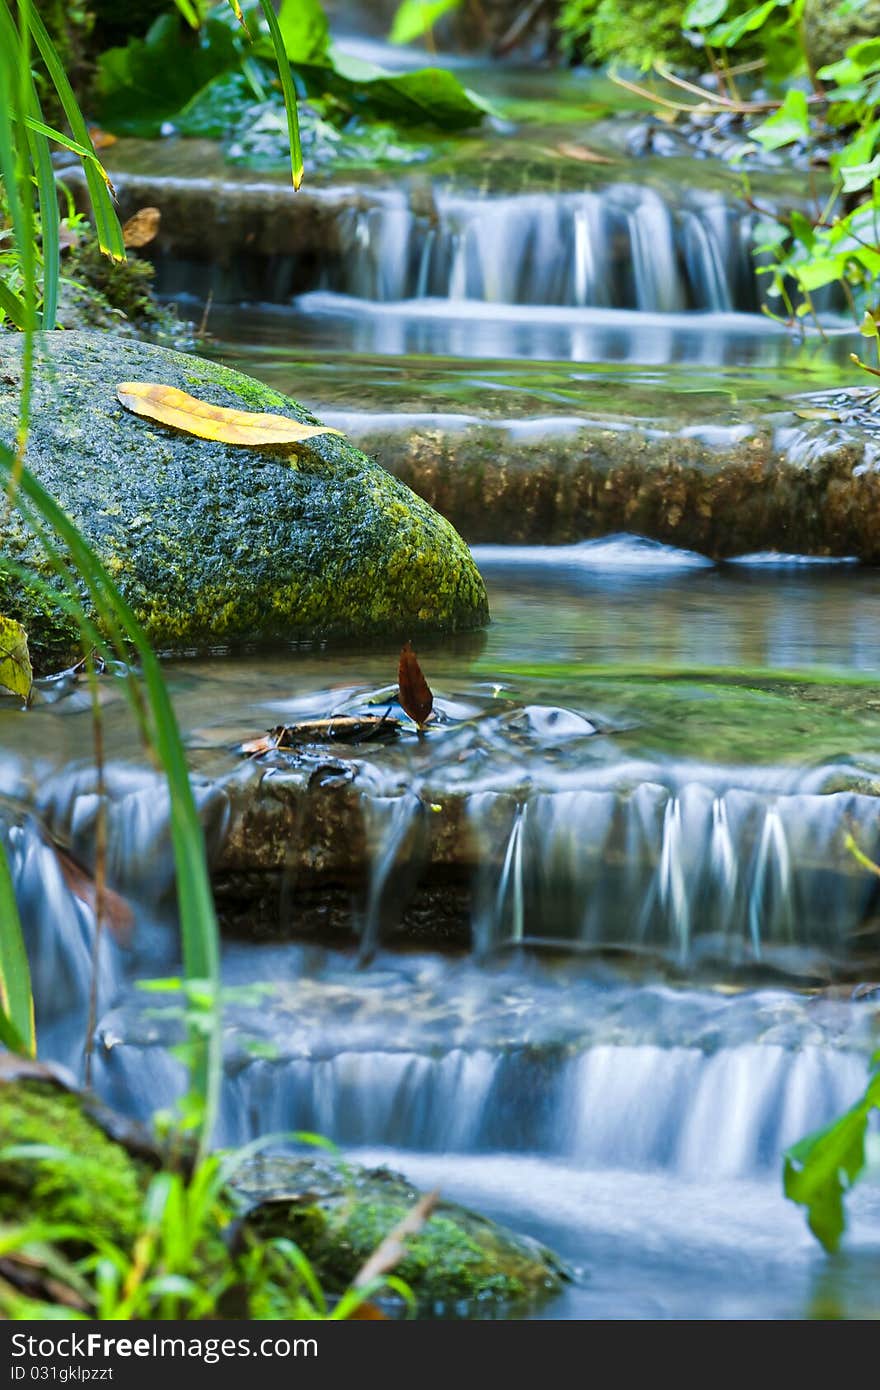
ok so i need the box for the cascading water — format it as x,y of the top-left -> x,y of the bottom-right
330,186 -> 757,312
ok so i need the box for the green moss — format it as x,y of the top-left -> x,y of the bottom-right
558,0 -> 694,68
0,1082 -> 146,1247
239,1158 -> 565,1313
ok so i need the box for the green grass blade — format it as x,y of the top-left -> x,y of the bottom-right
256,0 -> 304,189
25,4 -> 125,261
0,441 -> 221,1149
0,837 -> 35,1058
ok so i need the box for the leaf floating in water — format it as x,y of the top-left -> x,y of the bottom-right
116,383 -> 344,449
122,206 -> 161,249
53,844 -> 134,947
398,641 -> 434,729
0,616 -> 32,703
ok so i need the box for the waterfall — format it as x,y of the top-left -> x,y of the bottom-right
332,186 -> 757,312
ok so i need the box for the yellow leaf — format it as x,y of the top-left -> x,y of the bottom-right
0,616 -> 32,703
116,384 -> 344,449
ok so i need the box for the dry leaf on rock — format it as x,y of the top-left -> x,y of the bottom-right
117,383 -> 344,448
0,615 -> 32,702
122,207 -> 161,249
398,641 -> 434,728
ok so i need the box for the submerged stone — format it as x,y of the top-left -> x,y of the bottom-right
0,332 -> 488,667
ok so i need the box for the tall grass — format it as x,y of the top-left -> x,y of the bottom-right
0,0 -> 261,1157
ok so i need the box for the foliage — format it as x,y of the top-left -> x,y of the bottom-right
2,0 -> 221,1151
679,13 -> 880,342
559,0 -> 696,69
681,0 -> 805,78
784,1054 -> 880,1251
94,1 -> 488,144
389,0 -> 463,45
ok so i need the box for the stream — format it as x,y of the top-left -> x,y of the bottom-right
9,21 -> 880,1319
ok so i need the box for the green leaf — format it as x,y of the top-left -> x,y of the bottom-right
312,52 -> 489,129
784,1072 -> 880,1252
818,38 -> 880,85
749,88 -> 809,151
840,155 -> 880,192
275,0 -> 329,63
390,0 -> 462,44
789,209 -> 815,250
96,15 -> 239,135
682,0 -> 729,25
0,615 -> 32,701
795,255 -> 846,291
707,0 -> 784,48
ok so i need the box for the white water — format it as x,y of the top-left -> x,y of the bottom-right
333,187 -> 756,313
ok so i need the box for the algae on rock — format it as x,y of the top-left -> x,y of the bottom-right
0,332 -> 488,668
234,1155 -> 568,1314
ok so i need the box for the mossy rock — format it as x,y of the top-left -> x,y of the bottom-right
803,0 -> 880,69
233,1155 -> 569,1314
0,332 -> 488,669
0,1075 -> 147,1248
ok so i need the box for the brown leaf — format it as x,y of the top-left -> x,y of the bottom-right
347,1301 -> 387,1319
122,207 -> 161,249
398,642 -> 434,729
88,127 -> 117,151
53,845 -> 134,948
552,142 -> 615,165
117,383 -> 344,449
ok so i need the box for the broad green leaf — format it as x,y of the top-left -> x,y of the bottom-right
789,209 -> 815,250
96,15 -> 239,135
390,0 -> 462,44
749,88 -> 809,151
840,156 -> 880,192
0,615 -> 32,701
818,38 -> 880,86
682,0 -> 729,25
784,1072 -> 880,1252
707,0 -> 784,48
275,0 -> 330,63
795,255 -> 846,291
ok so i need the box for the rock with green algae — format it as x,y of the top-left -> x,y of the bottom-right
0,1075 -> 147,1248
0,332 -> 488,669
803,0 -> 880,70
232,1155 -> 569,1314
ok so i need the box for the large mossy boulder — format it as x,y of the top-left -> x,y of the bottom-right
803,0 -> 880,69
0,332 -> 488,668
233,1155 -> 568,1315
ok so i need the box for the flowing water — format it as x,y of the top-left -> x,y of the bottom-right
9,35 -> 880,1317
